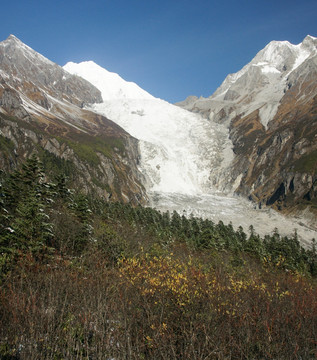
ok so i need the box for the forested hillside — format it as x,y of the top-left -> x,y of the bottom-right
1,157 -> 317,359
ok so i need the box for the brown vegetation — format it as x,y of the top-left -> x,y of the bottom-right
1,247 -> 317,359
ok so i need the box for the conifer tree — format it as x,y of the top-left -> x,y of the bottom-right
0,155 -> 54,253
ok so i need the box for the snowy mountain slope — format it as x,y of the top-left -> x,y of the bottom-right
0,35 -> 106,134
179,35 -> 317,128
64,61 -> 154,101
64,60 -> 233,195
177,35 -> 317,225
64,60 -> 317,243
0,35 -> 102,110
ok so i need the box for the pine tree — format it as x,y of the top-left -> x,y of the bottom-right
10,189 -> 53,251
0,155 -> 54,254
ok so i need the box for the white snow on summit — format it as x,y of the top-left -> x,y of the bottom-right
1,34 -> 55,66
209,35 -> 317,128
253,36 -> 314,71
63,61 -> 154,101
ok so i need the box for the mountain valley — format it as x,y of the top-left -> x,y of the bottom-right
0,34 -> 316,243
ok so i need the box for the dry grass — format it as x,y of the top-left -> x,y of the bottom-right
1,249 -> 316,359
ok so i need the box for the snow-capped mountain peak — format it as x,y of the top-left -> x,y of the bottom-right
213,36 -> 316,94
0,34 -> 102,130
1,34 -> 55,67
302,34 -> 317,49
63,61 -> 154,101
253,36 -> 316,73
7,34 -> 23,43
252,40 -> 295,70
204,35 -> 317,128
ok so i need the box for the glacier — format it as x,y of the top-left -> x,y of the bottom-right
64,61 -> 317,245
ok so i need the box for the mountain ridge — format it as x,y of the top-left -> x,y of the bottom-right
176,35 -> 317,218
64,61 -> 154,101
178,35 -> 317,127
0,34 -> 147,204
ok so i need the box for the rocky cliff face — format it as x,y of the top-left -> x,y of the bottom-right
177,35 -> 317,215
0,35 -> 147,204
0,35 -> 102,107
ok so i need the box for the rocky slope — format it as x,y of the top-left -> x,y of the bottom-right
177,35 -> 317,216
0,35 -> 147,204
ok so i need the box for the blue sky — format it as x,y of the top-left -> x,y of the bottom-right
1,0 -> 316,103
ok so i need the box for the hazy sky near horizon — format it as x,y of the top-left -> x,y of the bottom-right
1,0 -> 316,103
